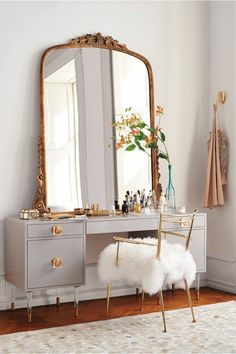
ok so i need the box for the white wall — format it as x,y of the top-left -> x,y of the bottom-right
0,1 -> 209,305
207,1 -> 236,292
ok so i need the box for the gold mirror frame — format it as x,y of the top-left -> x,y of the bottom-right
32,33 -> 162,212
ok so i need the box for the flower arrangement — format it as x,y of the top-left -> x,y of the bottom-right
114,106 -> 176,211
114,106 -> 170,165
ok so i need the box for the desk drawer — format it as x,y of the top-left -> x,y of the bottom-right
27,237 -> 85,289
27,222 -> 84,239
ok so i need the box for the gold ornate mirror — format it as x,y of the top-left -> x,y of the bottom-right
33,33 -> 161,213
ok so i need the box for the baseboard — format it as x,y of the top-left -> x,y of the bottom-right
207,278 -> 236,294
207,254 -> 236,263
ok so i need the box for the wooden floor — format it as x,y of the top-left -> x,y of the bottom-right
0,287 -> 235,335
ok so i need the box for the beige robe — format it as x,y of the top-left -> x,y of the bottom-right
203,105 -> 228,208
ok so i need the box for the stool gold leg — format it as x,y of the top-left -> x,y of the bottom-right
106,283 -> 111,318
184,279 -> 196,323
196,273 -> 200,300
159,289 -> 167,332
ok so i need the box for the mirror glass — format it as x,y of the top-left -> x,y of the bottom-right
42,46 -> 152,211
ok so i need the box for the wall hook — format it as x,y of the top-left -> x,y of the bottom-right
216,91 -> 226,105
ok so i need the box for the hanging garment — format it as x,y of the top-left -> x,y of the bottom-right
203,105 -> 228,208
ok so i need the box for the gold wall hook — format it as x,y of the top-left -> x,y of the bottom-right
216,91 -> 226,105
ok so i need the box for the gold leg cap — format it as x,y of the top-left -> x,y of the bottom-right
11,302 -> 15,311
74,306 -> 79,317
27,311 -> 32,323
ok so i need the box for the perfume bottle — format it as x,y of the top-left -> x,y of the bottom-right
114,200 -> 120,210
134,194 -> 141,213
122,200 -> 129,214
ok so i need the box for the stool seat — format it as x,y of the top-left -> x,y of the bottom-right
98,238 -> 196,295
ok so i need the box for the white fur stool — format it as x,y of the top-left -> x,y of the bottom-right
97,210 -> 198,332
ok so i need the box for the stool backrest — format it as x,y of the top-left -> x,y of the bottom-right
156,209 -> 198,258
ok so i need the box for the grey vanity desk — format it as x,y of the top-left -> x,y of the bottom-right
5,212 -> 206,322
5,216 -> 86,322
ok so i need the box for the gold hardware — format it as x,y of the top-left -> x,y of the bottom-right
141,290 -> 145,312
11,302 -> 15,311
27,309 -> 32,323
51,257 -> 63,269
51,225 -> 63,236
179,218 -> 189,227
216,91 -> 226,105
74,305 -> 79,317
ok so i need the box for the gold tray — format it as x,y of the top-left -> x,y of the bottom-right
87,210 -> 110,217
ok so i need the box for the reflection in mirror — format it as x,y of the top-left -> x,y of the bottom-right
41,44 -> 152,212
44,57 -> 82,210
112,52 -> 151,204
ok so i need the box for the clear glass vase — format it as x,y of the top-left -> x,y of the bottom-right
165,164 -> 176,212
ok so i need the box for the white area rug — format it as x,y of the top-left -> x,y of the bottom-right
1,301 -> 236,353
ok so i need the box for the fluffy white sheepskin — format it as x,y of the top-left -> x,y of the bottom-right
98,238 -> 196,295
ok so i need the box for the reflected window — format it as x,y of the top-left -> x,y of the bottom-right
44,59 -> 82,210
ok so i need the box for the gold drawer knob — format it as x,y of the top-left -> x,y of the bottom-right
51,225 -> 63,236
51,257 -> 63,269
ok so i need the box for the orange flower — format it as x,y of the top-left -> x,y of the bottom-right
155,105 -> 164,116
116,141 -> 123,150
131,129 -> 139,136
145,135 -> 153,145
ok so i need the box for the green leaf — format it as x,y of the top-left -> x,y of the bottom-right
148,141 -> 158,149
136,140 -> 145,151
128,107 -> 132,111
138,122 -> 147,129
130,124 -> 137,129
125,144 -> 136,151
148,127 -> 155,133
135,131 -> 145,140
160,131 -> 166,142
159,152 -> 168,160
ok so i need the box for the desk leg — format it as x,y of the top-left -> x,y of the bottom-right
196,273 -> 200,300
136,288 -> 139,297
74,286 -> 79,317
26,291 -> 32,323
